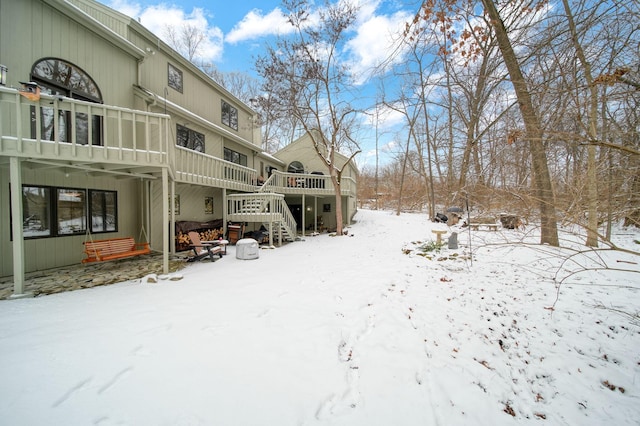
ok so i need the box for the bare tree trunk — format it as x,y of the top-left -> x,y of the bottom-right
425,121 -> 436,218
458,58 -> 488,190
332,174 -> 344,233
561,0 -> 599,247
396,134 -> 412,216
482,0 -> 559,246
443,47 -> 456,195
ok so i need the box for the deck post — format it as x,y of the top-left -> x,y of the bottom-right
162,167 -> 169,274
9,157 -> 27,297
301,193 -> 306,235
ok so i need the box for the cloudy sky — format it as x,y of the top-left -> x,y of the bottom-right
100,0 -> 420,167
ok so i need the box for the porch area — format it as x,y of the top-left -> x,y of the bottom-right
0,253 -> 186,300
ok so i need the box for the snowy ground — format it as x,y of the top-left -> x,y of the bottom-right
1,209 -> 639,425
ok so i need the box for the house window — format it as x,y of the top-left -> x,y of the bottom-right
288,161 -> 305,173
176,124 -> 205,152
57,188 -> 86,235
224,147 -> 247,166
168,63 -> 183,92
221,100 -> 238,130
90,190 -> 117,233
14,185 -> 119,239
30,58 -> 103,145
22,186 -> 52,238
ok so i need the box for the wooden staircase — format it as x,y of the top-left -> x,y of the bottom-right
227,193 -> 297,246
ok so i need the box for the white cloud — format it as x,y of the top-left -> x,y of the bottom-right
365,139 -> 396,158
362,103 -> 407,131
140,6 -> 223,61
226,8 -> 293,44
105,0 -> 141,18
104,1 -> 224,62
345,7 -> 412,85
380,139 -> 397,153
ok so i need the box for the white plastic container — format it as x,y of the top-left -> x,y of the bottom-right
236,238 -> 259,260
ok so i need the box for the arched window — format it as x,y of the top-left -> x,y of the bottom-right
287,161 -> 305,173
30,58 -> 103,145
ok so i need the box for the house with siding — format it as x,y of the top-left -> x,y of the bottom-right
0,0 -> 358,297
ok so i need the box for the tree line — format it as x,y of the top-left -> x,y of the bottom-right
163,0 -> 639,245
359,0 -> 639,247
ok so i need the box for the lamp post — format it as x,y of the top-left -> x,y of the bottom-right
0,65 -> 7,86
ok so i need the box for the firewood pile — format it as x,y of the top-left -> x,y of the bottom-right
174,220 -> 224,251
197,228 -> 223,241
175,228 -> 224,250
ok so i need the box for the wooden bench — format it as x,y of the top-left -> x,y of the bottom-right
82,237 -> 151,263
469,217 -> 498,231
468,223 -> 498,231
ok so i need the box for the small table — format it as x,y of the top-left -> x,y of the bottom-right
432,230 -> 447,244
202,239 -> 229,255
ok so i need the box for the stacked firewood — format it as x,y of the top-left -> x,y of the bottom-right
198,228 -> 223,241
176,228 -> 224,245
176,232 -> 191,245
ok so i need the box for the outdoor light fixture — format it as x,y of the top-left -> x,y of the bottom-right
19,81 -> 41,101
0,65 -> 7,86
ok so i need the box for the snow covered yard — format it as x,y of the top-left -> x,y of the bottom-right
0,209 -> 638,425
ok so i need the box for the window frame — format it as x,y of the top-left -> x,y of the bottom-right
288,161 -> 305,173
221,100 -> 238,131
89,189 -> 118,234
30,58 -> 103,146
21,185 -> 53,239
56,187 -> 87,236
176,124 -> 205,152
12,185 -> 119,240
168,63 -> 183,93
224,147 -> 247,166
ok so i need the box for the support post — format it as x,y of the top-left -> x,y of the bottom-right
222,188 -> 227,236
301,193 -> 306,235
170,179 -> 176,256
162,167 -> 169,274
9,157 -> 27,297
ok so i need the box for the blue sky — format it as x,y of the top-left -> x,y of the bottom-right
100,0 -> 421,167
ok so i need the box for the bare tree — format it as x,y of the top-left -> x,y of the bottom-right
164,24 -> 206,62
255,0 -> 362,236
560,0 -> 599,247
406,0 -> 559,245
477,0 -> 558,246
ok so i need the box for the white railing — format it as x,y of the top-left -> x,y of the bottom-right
0,86 -> 357,198
174,146 -> 259,190
261,171 -> 357,197
0,86 -> 170,167
227,192 -> 297,240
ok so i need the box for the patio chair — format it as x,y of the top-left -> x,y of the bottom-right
187,231 -> 222,262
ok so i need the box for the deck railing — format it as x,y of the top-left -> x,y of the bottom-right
1,86 -> 356,196
261,171 -> 357,197
227,192 -> 297,242
0,86 -> 170,168
174,146 -> 259,191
